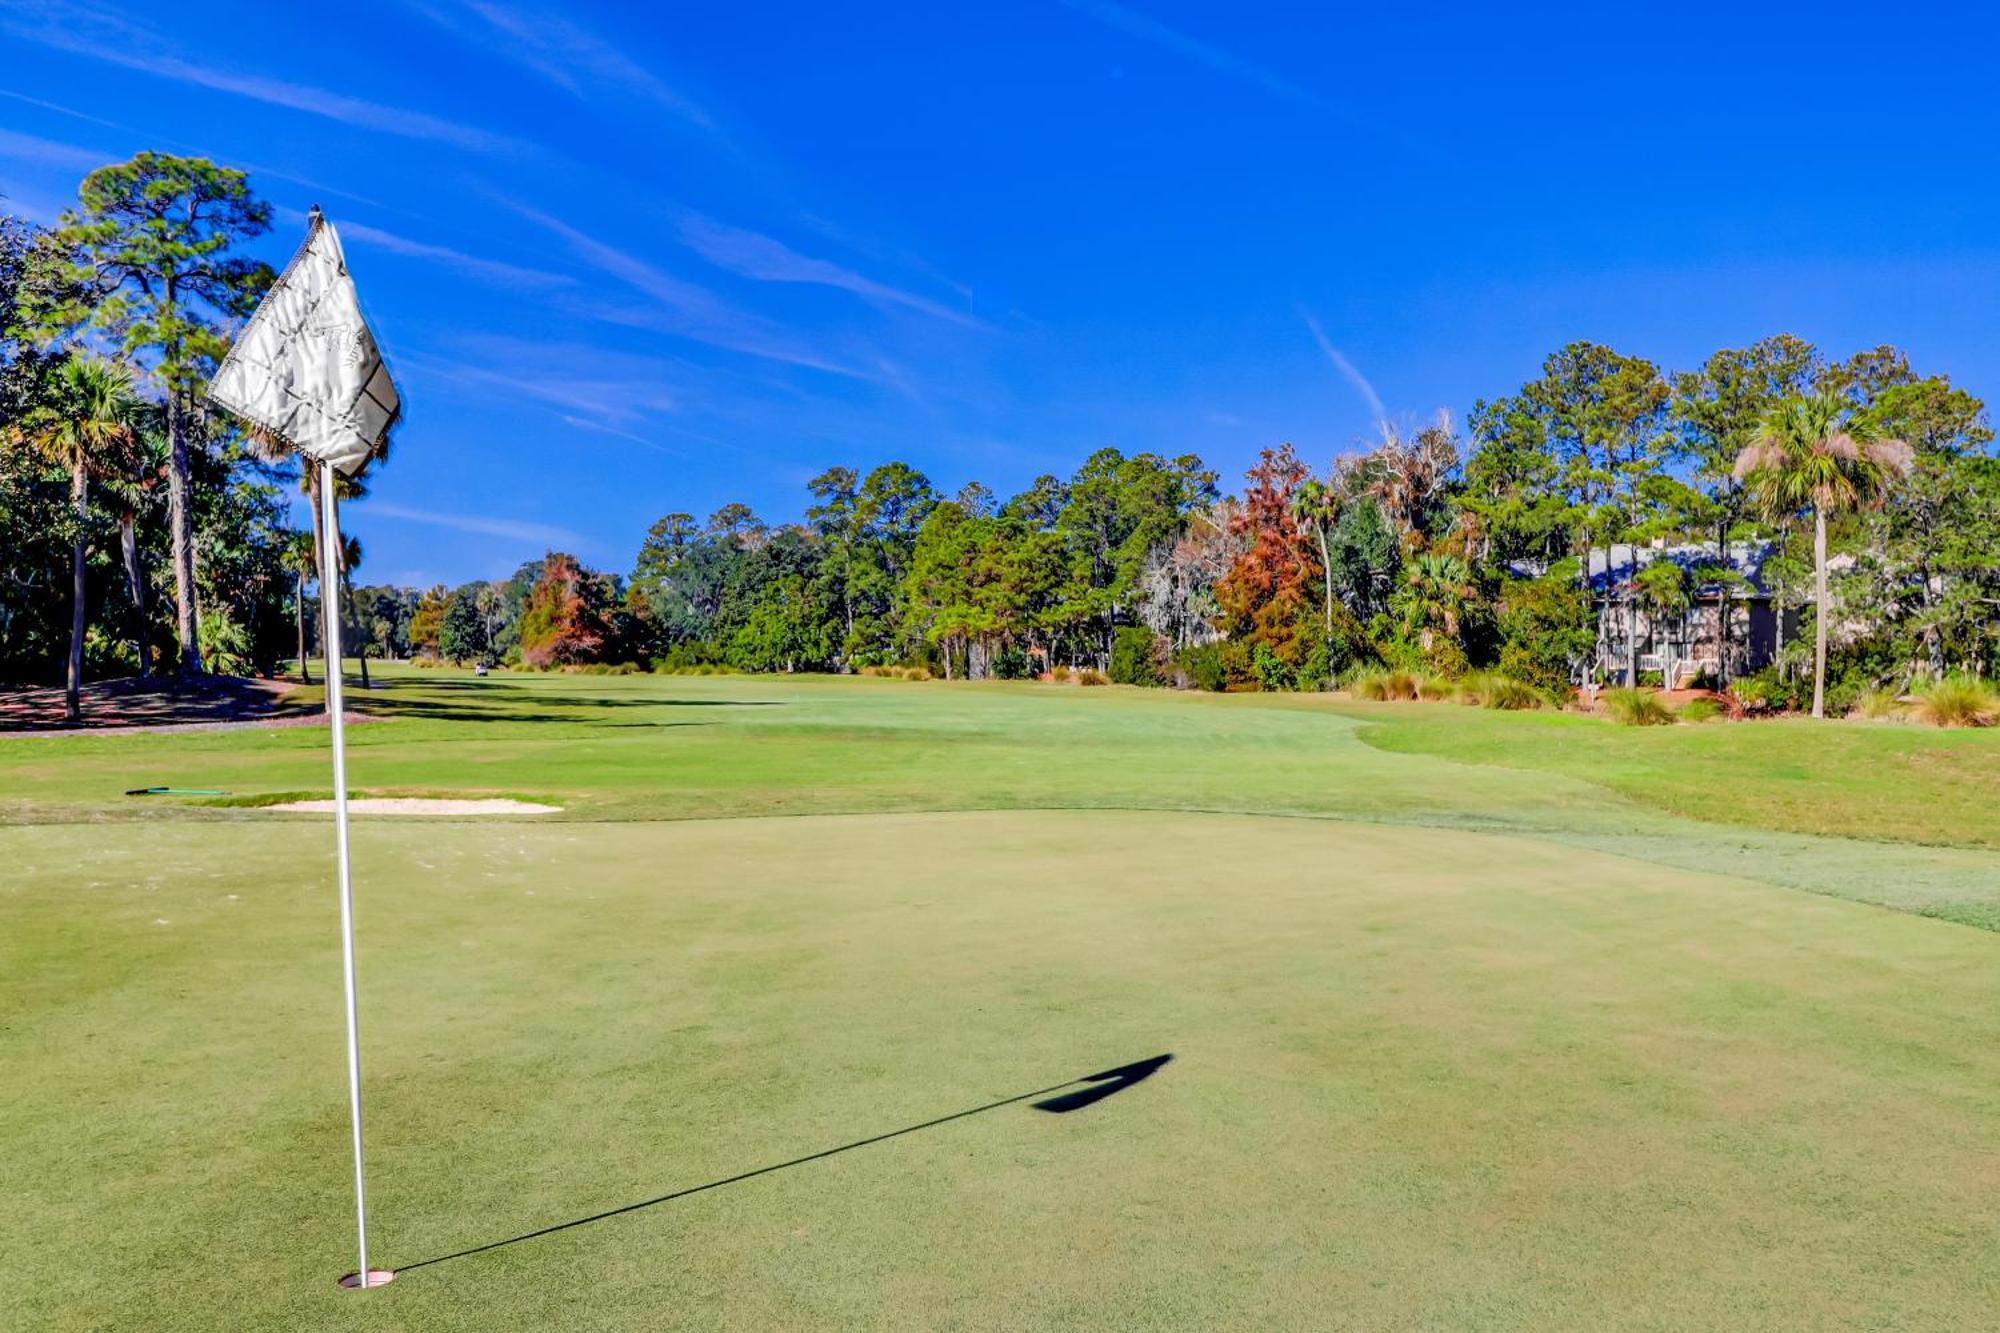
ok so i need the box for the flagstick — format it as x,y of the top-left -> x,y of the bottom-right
320,469 -> 387,1290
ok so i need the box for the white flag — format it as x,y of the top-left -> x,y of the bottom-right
208,214 -> 399,477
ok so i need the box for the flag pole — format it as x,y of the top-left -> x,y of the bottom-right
320,466 -> 387,1290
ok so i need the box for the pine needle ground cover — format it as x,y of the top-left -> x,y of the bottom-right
4,668 -> 1997,1330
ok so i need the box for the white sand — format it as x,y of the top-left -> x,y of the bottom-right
261,797 -> 561,815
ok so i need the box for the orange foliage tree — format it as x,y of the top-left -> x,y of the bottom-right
516,552 -> 611,668
1214,444 -> 1324,673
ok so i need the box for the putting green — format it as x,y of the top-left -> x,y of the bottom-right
5,808 -> 1996,1331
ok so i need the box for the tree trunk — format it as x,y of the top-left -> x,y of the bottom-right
1316,524 -> 1333,632
164,390 -> 203,674
306,464 -> 330,666
1715,521 -> 1731,687
345,567 -> 370,689
1625,585 -> 1639,688
119,512 -> 149,676
295,567 -> 312,684
66,463 -> 86,723
1812,506 -> 1828,719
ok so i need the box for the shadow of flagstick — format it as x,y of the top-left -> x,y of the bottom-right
394,1054 -> 1173,1273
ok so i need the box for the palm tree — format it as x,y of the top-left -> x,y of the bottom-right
96,418 -> 167,675
284,529 -> 318,684
338,529 -> 370,689
1289,477 -> 1341,632
11,358 -> 139,721
240,426 -> 389,689
1396,552 -> 1475,663
1735,393 -> 1912,718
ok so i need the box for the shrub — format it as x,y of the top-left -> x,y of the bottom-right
993,644 -> 1032,680
1108,626 -> 1163,686
1458,671 -> 1545,710
1496,575 -> 1594,694
1251,642 -> 1294,692
1677,695 -> 1726,723
1172,644 -> 1228,693
1349,666 -> 1421,701
1852,687 -> 1906,721
1731,667 -> 1799,714
1415,674 -> 1455,702
1602,687 -> 1676,726
1076,667 -> 1109,686
1047,664 -> 1073,684
1911,675 -> 1998,728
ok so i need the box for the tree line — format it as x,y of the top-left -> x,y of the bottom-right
404,334 -> 1997,718
5,154 -> 1999,720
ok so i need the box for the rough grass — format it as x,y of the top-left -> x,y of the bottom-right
6,667 -> 2000,1329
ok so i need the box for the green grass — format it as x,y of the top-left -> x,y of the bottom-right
5,666 -> 2000,1330
1340,696 -> 2000,853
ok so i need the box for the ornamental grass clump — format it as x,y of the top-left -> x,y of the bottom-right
1415,675 -> 1455,702
1677,695 -> 1725,723
1910,675 -> 1998,728
1603,687 -> 1676,726
1457,671 -> 1545,710
1852,687 -> 1907,721
1348,668 -> 1417,701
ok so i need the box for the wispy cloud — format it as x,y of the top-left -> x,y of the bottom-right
1302,311 -> 1387,429
675,212 -> 989,330
276,207 -> 573,289
1062,0 -> 1424,155
0,127 -> 111,173
410,1 -> 716,132
0,88 -> 389,210
560,414 -> 679,453
506,201 -> 881,381
363,501 -> 587,550
4,2 -> 524,154
401,346 -> 679,428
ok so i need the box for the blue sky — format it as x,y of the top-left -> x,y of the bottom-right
3,1 -> 1997,587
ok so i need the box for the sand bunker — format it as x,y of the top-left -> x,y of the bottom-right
262,797 -> 561,815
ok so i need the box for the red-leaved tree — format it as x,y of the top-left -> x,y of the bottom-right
517,553 -> 611,668
1214,445 -> 1322,668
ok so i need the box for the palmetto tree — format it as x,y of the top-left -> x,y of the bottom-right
1289,477 -> 1341,632
284,529 -> 318,684
12,357 -> 139,720
96,416 -> 167,675
1735,393 -> 1912,717
1396,552 -> 1475,660
242,427 -> 387,688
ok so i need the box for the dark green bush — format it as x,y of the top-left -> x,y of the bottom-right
1109,626 -> 1163,686
1174,643 -> 1228,692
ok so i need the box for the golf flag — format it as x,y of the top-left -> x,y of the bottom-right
209,207 -> 403,1289
208,210 -> 399,477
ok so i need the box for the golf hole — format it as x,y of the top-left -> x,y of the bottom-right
337,1269 -> 396,1290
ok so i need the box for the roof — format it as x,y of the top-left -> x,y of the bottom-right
1585,541 -> 1776,596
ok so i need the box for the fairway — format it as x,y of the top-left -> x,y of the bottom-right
5,670 -> 1999,1330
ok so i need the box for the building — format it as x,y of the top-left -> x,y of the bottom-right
1587,541 -> 1785,687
